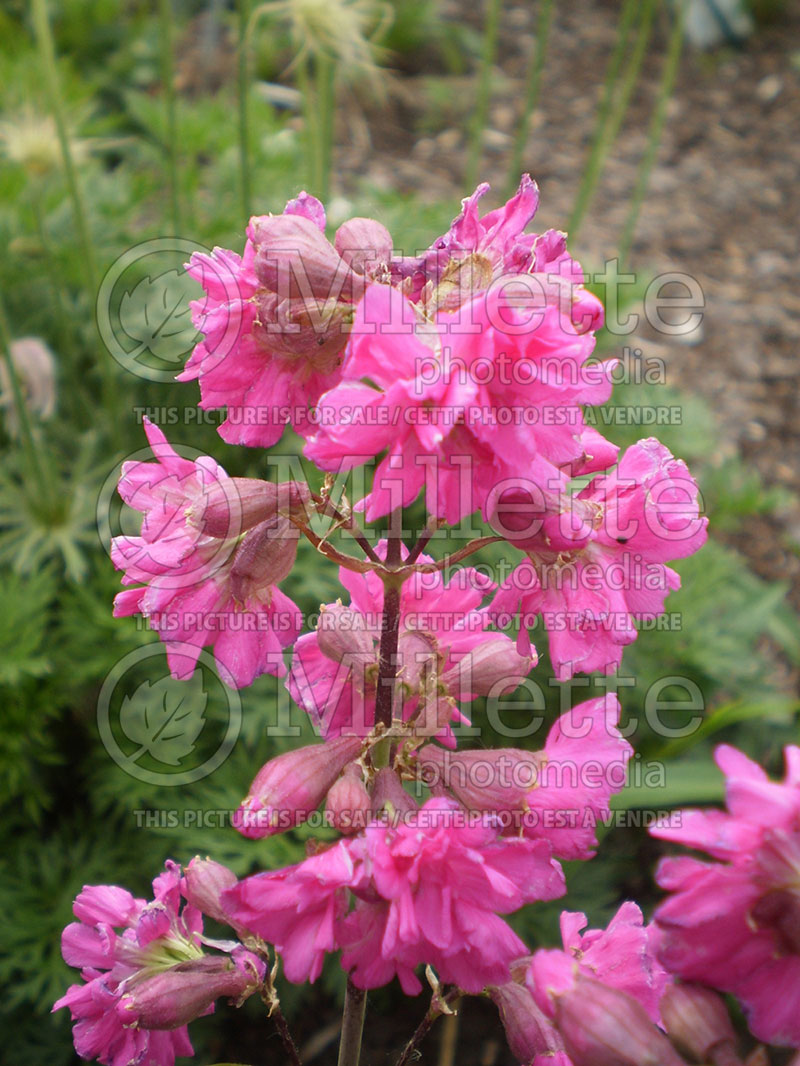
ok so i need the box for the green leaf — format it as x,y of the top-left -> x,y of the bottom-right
119,670 -> 207,766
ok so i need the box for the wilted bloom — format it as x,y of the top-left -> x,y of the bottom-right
0,106 -> 89,177
492,438 -> 707,678
392,175 -> 603,333
287,541 -> 531,743
527,904 -> 671,1027
660,984 -> 739,1064
234,734 -> 362,838
0,336 -> 57,435
54,862 -> 264,1066
180,192 -> 394,447
489,982 -> 571,1066
418,695 -> 631,860
651,743 -> 800,1047
112,419 -> 302,688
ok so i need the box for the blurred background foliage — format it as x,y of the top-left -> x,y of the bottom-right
0,0 -> 797,1062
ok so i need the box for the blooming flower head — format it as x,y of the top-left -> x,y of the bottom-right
651,743 -> 800,1047
54,862 -> 264,1066
491,438 -> 707,678
180,192 -> 393,447
304,179 -> 612,523
112,419 -> 303,687
527,903 -> 671,1026
339,799 -> 566,995
224,798 -> 565,995
287,540 -> 531,743
418,694 -> 632,860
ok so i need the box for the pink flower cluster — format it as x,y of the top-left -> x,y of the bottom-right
224,797 -> 565,994
652,743 -> 800,1048
60,178 -> 731,1066
54,860 -> 263,1066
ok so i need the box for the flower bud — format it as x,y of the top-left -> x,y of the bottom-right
398,629 -> 439,691
325,764 -> 372,835
660,984 -> 738,1065
188,478 -> 311,540
317,603 -> 376,664
490,982 -> 566,1063
118,952 -> 263,1029
229,515 -> 298,600
250,213 -> 362,302
441,637 -> 535,698
555,978 -> 687,1066
235,734 -> 362,838
334,217 -> 393,277
484,479 -> 596,554
182,857 -> 238,925
371,768 -> 418,819
418,745 -> 542,817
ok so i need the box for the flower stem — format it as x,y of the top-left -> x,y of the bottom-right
568,0 -> 656,242
237,0 -> 252,222
618,0 -> 685,268
158,0 -> 182,234
506,0 -> 554,195
337,978 -> 367,1066
395,988 -> 461,1066
466,0 -> 503,189
30,0 -> 98,298
374,529 -> 404,731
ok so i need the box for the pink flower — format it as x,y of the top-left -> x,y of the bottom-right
304,273 -> 614,522
180,192 -> 393,447
492,438 -> 707,678
418,694 -> 632,860
392,175 -> 603,337
527,904 -> 671,1026
223,840 -> 360,984
287,540 -> 531,743
651,743 -> 800,1047
339,799 -> 566,995
112,419 -> 302,688
224,799 -> 565,995
54,862 -> 264,1066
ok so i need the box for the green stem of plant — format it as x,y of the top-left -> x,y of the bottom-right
158,0 -> 182,234
0,292 -> 50,504
30,0 -> 98,297
30,0 -> 120,434
237,0 -> 252,221
466,0 -> 503,190
296,54 -> 319,195
506,0 -> 554,194
568,0 -> 656,241
315,52 -> 335,204
619,1 -> 685,267
337,979 -> 367,1066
